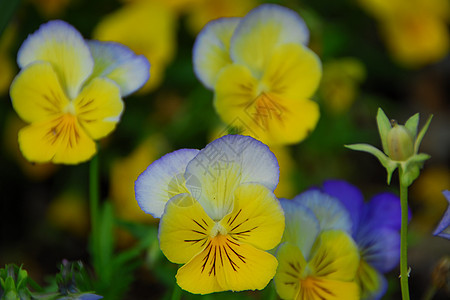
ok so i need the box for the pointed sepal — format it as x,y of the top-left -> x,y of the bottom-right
376,108 -> 391,156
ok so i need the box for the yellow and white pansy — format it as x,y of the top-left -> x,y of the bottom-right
193,4 -> 321,146
135,135 -> 285,294
274,191 -> 360,300
10,20 -> 149,164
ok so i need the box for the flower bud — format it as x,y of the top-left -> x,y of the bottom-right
387,122 -> 414,161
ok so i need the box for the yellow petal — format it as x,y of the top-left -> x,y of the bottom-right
230,4 -> 309,75
308,230 -> 359,281
262,43 -> 322,100
176,234 -> 278,294
274,242 -> 307,300
10,62 -> 69,123
159,194 -> 215,264
74,78 -> 124,140
356,259 -> 386,299
18,114 -> 96,164
193,17 -> 241,89
298,277 -> 359,300
221,183 -> 284,250
17,20 -> 93,99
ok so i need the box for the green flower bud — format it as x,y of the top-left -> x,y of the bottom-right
387,121 -> 414,161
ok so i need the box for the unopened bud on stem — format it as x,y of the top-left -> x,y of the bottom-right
387,121 -> 414,161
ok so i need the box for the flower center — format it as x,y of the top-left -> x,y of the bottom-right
210,222 -> 228,237
63,102 -> 77,116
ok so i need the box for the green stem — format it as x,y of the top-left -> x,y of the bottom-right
170,284 -> 182,300
90,154 -> 100,262
399,169 -> 410,300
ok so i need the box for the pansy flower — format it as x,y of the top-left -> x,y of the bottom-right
274,191 -> 360,299
433,190 -> 450,239
319,180 -> 408,299
193,4 -> 321,146
10,20 -> 149,164
135,135 -> 285,294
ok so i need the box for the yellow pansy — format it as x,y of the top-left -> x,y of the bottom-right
193,4 -> 322,146
135,135 -> 285,294
275,196 -> 359,299
93,0 -> 176,93
358,0 -> 450,67
10,20 -> 149,164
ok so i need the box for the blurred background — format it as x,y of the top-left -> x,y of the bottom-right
0,0 -> 449,299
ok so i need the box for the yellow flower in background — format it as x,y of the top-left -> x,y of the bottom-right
93,0 -> 176,93
320,58 -> 366,115
47,192 -> 89,237
272,146 -> 297,199
135,135 -> 284,294
193,4 -> 322,146
185,0 -> 257,34
358,0 -> 450,67
10,20 -> 149,164
110,136 -> 166,224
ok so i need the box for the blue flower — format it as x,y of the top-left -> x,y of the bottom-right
318,180 -> 410,300
433,190 -> 450,239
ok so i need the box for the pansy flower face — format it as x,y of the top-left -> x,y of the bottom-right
10,20 -> 149,164
274,192 -> 360,300
320,180 -> 408,299
135,135 -> 285,294
193,4 -> 322,146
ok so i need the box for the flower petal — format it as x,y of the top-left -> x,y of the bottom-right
433,190 -> 450,239
135,148 -> 200,218
274,242 -> 307,300
176,235 -> 278,294
356,227 -> 400,273
356,260 -> 387,300
87,40 -> 150,96
10,61 -> 69,123
309,230 -> 359,281
299,278 -> 360,300
158,193 -> 215,264
293,190 -> 352,233
321,179 -> 365,234
74,77 -> 124,140
230,4 -> 309,75
185,135 -> 279,220
193,17 -> 241,89
220,183 -> 284,250
18,115 -> 96,164
279,198 -> 320,259
17,20 -> 93,99
262,43 -> 322,100
365,192 -> 409,231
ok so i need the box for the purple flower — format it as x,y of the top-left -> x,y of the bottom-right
433,190 -> 450,239
318,179 -> 410,300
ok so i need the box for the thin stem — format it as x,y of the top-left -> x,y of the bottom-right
171,284 -> 182,300
89,154 -> 100,260
399,169 -> 410,300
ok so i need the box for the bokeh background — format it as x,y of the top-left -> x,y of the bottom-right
0,0 -> 449,299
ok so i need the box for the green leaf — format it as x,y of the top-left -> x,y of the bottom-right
400,153 -> 431,187
414,115 -> 433,153
404,113 -> 419,138
376,108 -> 391,155
345,143 -> 398,184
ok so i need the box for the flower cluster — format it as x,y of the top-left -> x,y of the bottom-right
193,4 -> 322,146
135,134 -> 285,294
10,20 -> 150,164
274,180 -> 404,300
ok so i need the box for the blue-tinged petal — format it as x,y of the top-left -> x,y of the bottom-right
433,190 -> 450,239
322,179 -> 365,234
293,190 -> 352,233
87,40 -> 150,96
193,17 -> 241,90
279,198 -> 320,260
365,192 -> 410,231
135,148 -> 199,218
185,135 -> 279,221
356,227 -> 400,273
230,4 -> 309,76
17,20 -> 93,99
